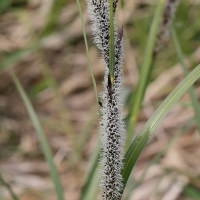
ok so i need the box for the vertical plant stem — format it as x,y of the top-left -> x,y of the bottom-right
126,0 -> 165,149
76,1 -> 101,200
109,0 -> 115,86
0,173 -> 18,200
76,0 -> 100,115
171,27 -> 200,133
11,72 -> 64,200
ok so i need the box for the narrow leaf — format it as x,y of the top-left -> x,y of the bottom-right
11,72 -> 64,200
76,0 -> 100,114
121,64 -> 200,194
0,172 -> 18,200
124,117 -> 194,200
76,1 -> 101,199
109,0 -> 115,86
126,0 -> 165,148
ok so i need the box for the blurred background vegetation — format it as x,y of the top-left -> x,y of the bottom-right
0,0 -> 200,199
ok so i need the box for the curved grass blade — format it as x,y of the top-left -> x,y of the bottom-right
121,64 -> 200,195
0,172 -> 18,200
11,72 -> 64,200
126,0 -> 165,148
171,26 -> 200,133
109,0 -> 115,86
124,117 -> 195,200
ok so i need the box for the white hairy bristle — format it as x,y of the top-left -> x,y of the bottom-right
86,0 -> 126,199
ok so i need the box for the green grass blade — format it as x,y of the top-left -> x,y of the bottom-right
121,64 -> 200,195
79,139 -> 100,200
124,117 -> 194,200
171,27 -> 200,133
183,185 -> 200,200
126,0 -> 165,148
40,0 -> 66,37
76,1 -> 101,199
109,0 -> 115,86
0,0 -> 12,12
10,72 -> 64,200
81,168 -> 99,200
76,0 -> 100,115
0,172 -> 18,200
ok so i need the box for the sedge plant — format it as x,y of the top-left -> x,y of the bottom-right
77,0 -> 200,199
6,0 -> 200,200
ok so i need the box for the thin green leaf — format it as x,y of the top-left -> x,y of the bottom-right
171,26 -> 200,133
0,172 -> 18,200
40,0 -> 66,37
121,64 -> 200,195
126,0 -> 165,148
81,168 -> 99,200
11,72 -> 64,200
183,185 -> 200,200
0,0 -> 12,12
79,139 -> 100,200
76,1 -> 101,199
109,0 -> 115,86
76,0 -> 100,115
124,117 -> 195,200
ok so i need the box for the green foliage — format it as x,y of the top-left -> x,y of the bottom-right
0,172 -> 18,200
11,72 -> 64,200
121,64 -> 200,195
183,185 -> 200,200
126,0 -> 165,148
109,0 -> 115,86
171,27 -> 200,133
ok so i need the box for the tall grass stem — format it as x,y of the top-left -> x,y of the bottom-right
11,72 -> 64,200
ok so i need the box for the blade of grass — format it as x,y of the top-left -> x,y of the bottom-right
121,64 -> 200,195
124,117 -> 195,200
109,0 -> 115,86
171,26 -> 200,133
79,139 -> 100,200
0,0 -> 12,12
40,0 -> 66,37
76,0 -> 100,115
126,0 -> 165,149
11,72 -> 64,200
81,168 -> 99,200
76,1 -> 101,199
0,172 -> 18,200
183,185 -> 200,200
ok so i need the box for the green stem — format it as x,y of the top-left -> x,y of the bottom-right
0,172 -> 18,200
109,0 -> 115,86
126,0 -> 165,149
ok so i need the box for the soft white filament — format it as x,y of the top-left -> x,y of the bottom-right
86,0 -> 126,199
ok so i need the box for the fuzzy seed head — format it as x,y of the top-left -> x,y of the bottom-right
154,0 -> 180,54
86,0 -> 126,199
